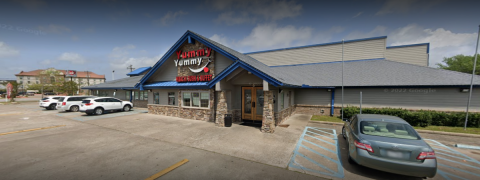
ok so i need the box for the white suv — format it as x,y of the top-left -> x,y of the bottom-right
39,96 -> 65,110
79,97 -> 133,115
57,96 -> 96,112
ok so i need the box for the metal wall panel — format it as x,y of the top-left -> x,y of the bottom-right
295,89 -> 331,106
386,45 -> 428,66
148,55 -> 178,82
248,38 -> 386,66
334,88 -> 480,111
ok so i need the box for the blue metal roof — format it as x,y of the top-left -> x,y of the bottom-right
126,67 -> 151,76
143,81 -> 209,89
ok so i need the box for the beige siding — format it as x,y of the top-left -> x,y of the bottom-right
386,45 -> 428,66
248,38 -> 386,66
215,53 -> 233,75
334,88 -> 480,112
295,89 -> 331,106
148,55 -> 178,82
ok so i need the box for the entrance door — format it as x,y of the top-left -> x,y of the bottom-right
242,87 -> 264,121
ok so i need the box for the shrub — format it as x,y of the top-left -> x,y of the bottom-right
339,106 -> 480,128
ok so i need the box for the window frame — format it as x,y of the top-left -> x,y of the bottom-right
181,90 -> 210,109
168,92 -> 175,105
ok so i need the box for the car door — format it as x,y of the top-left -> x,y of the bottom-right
94,98 -> 107,109
109,98 -> 122,110
347,116 -> 359,155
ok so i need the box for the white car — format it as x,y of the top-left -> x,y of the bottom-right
79,97 -> 133,115
56,96 -> 96,112
39,96 -> 65,110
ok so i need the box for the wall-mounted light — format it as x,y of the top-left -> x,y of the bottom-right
278,88 -> 283,94
114,89 -> 117,92
327,89 -> 332,92
148,89 -> 152,92
321,109 -> 324,113
460,88 -> 470,93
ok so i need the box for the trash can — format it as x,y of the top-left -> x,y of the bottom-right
224,114 -> 232,127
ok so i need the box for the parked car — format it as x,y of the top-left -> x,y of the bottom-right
39,96 -> 65,110
79,97 -> 133,115
56,96 -> 96,112
342,114 -> 437,178
44,92 -> 56,95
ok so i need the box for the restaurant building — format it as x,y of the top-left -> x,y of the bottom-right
84,30 -> 480,133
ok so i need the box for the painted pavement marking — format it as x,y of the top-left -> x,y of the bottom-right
145,159 -> 189,180
425,139 -> 480,180
0,125 -> 66,136
288,126 -> 344,178
57,110 -> 148,122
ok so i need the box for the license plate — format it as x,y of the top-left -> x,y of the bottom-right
387,151 -> 403,158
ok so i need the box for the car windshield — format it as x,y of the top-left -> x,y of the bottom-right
360,121 -> 420,140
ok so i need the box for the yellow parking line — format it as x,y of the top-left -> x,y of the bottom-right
0,113 -> 22,116
0,125 -> 66,136
145,159 -> 189,180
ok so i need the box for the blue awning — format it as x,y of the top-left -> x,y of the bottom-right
127,67 -> 151,76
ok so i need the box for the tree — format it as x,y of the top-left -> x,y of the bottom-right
437,54 -> 480,75
59,81 -> 79,95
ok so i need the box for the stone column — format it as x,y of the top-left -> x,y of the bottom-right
262,90 -> 275,133
215,90 -> 228,127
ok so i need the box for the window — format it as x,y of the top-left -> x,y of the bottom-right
139,91 -> 143,100
27,81 -> 30,84
143,91 -> 148,100
27,77 -> 30,80
360,121 -> 420,140
279,91 -> 284,109
134,91 -> 139,100
50,77 -> 55,83
182,91 -> 209,108
168,92 -> 175,105
125,91 -> 131,100
154,92 -> 159,104
20,77 -> 23,80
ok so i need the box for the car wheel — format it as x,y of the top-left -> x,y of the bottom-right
49,104 -> 56,110
94,108 -> 104,115
70,106 -> 79,112
342,126 -> 346,139
123,105 -> 131,111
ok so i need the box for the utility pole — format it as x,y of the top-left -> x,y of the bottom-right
127,65 -> 135,72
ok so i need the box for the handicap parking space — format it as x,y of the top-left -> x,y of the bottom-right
288,126 -> 344,178
425,139 -> 480,180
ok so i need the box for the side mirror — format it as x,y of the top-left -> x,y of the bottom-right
342,118 -> 349,122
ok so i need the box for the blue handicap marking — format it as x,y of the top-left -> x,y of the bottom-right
288,126 -> 344,178
424,139 -> 480,180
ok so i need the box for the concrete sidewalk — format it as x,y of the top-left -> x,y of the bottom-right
84,113 -> 312,168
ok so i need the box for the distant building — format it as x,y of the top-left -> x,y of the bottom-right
15,68 -> 105,93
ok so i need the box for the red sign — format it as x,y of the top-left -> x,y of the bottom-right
65,70 -> 77,77
176,75 -> 213,82
176,48 -> 212,59
6,82 -> 13,99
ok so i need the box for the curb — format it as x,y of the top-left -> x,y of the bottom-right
309,120 -> 480,138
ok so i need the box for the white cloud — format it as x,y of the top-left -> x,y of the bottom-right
71,35 -> 79,41
387,24 -> 478,67
209,24 -> 343,52
38,24 -> 71,34
238,24 -> 312,50
345,26 -> 387,40
353,12 -> 363,18
108,44 -> 162,78
0,42 -> 20,57
210,0 -> 302,25
154,11 -> 188,26
58,52 -> 86,64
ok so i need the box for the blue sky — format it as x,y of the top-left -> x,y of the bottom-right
0,0 -> 479,81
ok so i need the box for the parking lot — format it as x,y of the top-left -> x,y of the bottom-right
1,101 -> 480,180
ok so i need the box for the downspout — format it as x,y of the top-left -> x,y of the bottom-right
331,88 -> 335,116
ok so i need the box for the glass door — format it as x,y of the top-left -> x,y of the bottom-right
242,87 -> 264,121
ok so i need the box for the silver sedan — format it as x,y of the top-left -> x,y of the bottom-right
342,114 -> 437,178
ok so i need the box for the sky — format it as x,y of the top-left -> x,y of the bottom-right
0,0 -> 479,81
